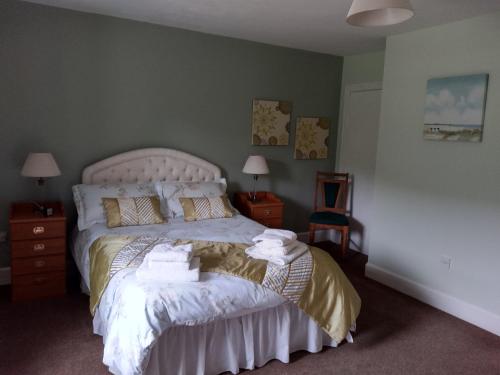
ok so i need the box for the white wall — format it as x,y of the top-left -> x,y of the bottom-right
367,12 -> 500,333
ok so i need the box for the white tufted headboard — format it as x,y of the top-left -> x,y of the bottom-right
82,148 -> 222,184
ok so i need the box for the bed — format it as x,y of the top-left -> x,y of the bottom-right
70,148 -> 360,375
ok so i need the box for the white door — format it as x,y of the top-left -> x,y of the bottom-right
337,82 -> 382,254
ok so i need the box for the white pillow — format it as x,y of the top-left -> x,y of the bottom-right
72,183 -> 156,231
155,179 -> 228,219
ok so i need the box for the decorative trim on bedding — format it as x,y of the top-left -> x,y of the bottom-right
262,251 -> 313,303
109,237 -> 164,278
88,236 -> 361,343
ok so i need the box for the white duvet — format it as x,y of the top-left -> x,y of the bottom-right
72,215 -> 287,375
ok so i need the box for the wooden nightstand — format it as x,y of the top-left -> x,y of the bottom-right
234,192 -> 284,228
9,202 -> 66,301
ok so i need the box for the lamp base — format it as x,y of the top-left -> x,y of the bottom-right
32,202 -> 53,217
248,175 -> 260,202
248,194 -> 261,203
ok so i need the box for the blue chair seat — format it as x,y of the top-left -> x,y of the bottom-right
310,211 -> 349,226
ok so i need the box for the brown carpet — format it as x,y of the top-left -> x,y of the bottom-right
1,242 -> 499,375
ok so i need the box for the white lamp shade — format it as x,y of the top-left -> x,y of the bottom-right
347,0 -> 414,27
242,155 -> 269,175
21,153 -> 61,178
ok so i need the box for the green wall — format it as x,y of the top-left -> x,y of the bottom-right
368,13 -> 500,319
0,0 -> 343,232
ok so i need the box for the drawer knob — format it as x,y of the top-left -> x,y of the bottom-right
34,260 -> 46,268
264,209 -> 272,216
33,243 -> 45,252
33,226 -> 45,235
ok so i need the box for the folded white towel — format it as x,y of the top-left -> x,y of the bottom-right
137,257 -> 201,282
252,233 -> 297,247
147,260 -> 191,271
147,243 -> 193,262
252,229 -> 297,246
263,229 -> 297,241
245,242 -> 308,266
254,240 -> 300,256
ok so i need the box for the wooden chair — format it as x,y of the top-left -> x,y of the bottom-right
308,172 -> 350,257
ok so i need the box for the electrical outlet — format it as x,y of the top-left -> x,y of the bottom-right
0,231 -> 6,243
440,255 -> 452,270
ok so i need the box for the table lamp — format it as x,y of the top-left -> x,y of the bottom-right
21,152 -> 61,215
242,155 -> 269,202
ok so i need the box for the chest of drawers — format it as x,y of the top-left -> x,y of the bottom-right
233,192 -> 284,228
9,202 -> 66,301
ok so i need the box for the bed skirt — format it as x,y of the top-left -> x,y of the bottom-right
142,302 -> 352,375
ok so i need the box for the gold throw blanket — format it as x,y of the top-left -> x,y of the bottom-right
89,236 -> 361,342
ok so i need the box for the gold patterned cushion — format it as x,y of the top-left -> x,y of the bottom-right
179,195 -> 234,221
102,196 -> 165,228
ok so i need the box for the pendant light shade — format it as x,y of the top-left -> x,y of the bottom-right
347,0 -> 414,27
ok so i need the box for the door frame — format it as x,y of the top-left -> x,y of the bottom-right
335,81 -> 382,253
336,81 -> 383,171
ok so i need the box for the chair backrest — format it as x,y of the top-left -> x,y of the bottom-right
313,171 -> 349,214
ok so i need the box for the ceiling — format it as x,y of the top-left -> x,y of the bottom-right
24,0 -> 500,55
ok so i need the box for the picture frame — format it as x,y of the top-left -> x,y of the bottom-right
251,99 -> 292,145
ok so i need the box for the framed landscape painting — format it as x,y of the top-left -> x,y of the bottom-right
424,74 -> 489,142
294,117 -> 330,159
251,99 -> 292,145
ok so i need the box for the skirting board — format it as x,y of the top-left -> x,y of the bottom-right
0,267 -> 11,286
365,262 -> 500,336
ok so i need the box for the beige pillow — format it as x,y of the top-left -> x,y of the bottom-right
179,195 -> 234,222
102,196 -> 165,228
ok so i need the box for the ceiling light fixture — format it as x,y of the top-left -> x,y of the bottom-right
346,0 -> 414,27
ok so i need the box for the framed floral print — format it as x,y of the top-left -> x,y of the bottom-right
251,99 -> 292,145
294,117 -> 330,160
